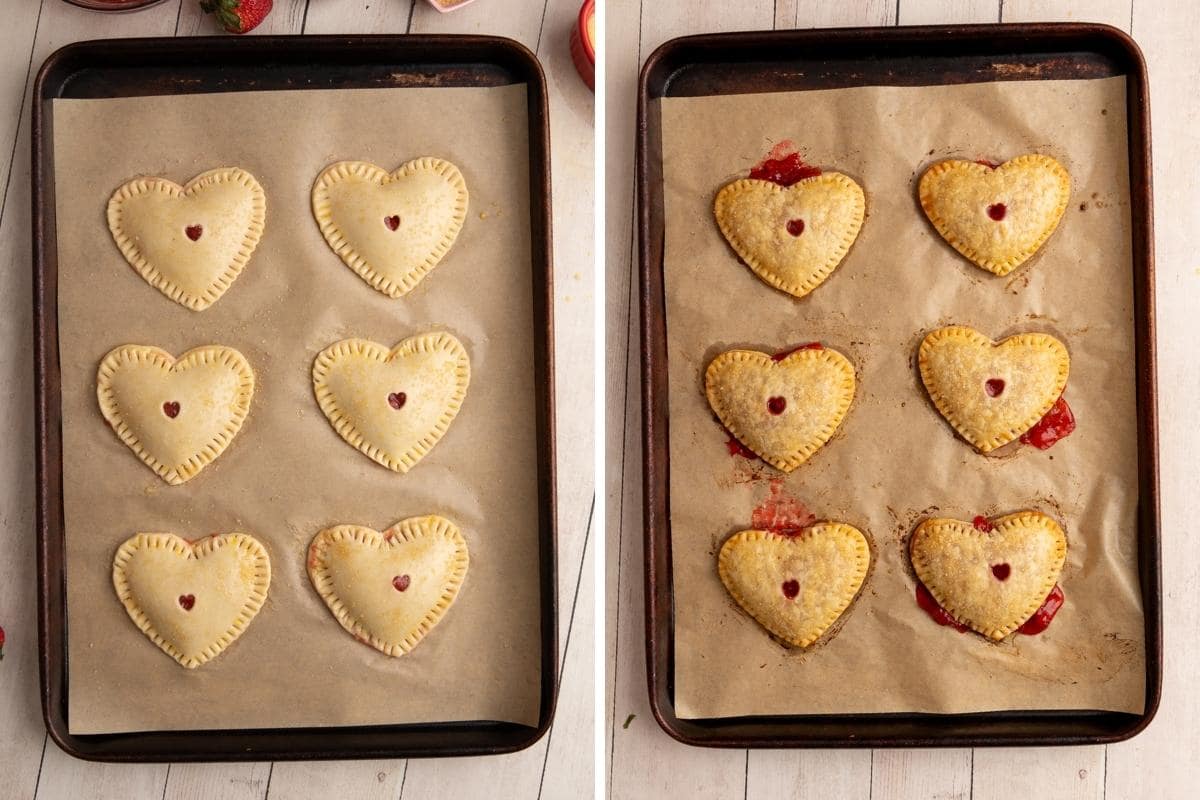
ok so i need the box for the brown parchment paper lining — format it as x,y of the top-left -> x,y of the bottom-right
53,84 -> 543,734
662,76 -> 1145,719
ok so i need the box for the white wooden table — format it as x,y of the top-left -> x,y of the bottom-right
606,1 -> 1198,798
0,1 -> 594,798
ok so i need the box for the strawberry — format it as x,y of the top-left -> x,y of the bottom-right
200,0 -> 273,34
0,625 -> 5,660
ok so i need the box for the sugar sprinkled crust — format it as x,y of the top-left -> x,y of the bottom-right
910,512 -> 1067,640
919,154 -> 1070,276
719,523 -> 870,648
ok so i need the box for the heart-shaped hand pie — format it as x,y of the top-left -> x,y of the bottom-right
910,512 -> 1067,640
705,345 -> 855,471
307,516 -> 469,657
714,173 -> 865,298
919,155 -> 1070,276
97,345 -> 255,485
919,326 -> 1069,453
107,168 -> 266,310
312,158 -> 468,298
112,532 -> 271,668
312,332 -> 470,473
719,523 -> 870,647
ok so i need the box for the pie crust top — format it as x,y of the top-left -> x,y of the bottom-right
714,173 -> 865,298
705,346 -> 856,471
919,155 -> 1070,276
112,532 -> 271,669
106,168 -> 266,310
307,516 -> 469,657
910,512 -> 1067,640
918,326 -> 1069,453
312,332 -> 470,473
719,523 -> 870,648
312,158 -> 468,298
96,345 -> 255,485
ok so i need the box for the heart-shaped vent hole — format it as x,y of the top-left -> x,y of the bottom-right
384,215 -> 401,231
392,575 -> 411,592
178,594 -> 195,611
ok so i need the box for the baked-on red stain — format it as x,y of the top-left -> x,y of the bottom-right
976,159 -> 1002,169
725,434 -> 758,459
178,594 -> 195,611
991,563 -> 1012,581
162,401 -> 180,419
771,342 -> 823,362
392,575 -> 411,592
985,378 -> 1005,397
987,203 -> 1008,221
767,396 -> 787,415
749,143 -> 822,187
185,225 -> 203,241
384,215 -> 401,231
1017,584 -> 1064,635
914,583 -> 969,633
972,515 -> 994,532
751,480 -> 816,536
786,218 -> 805,236
1020,395 -> 1076,450
387,392 -> 407,410
781,579 -> 800,600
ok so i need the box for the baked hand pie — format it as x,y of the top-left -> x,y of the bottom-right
910,512 -> 1066,640
918,326 -> 1070,453
106,168 -> 266,310
97,345 -> 255,485
312,158 -> 468,298
919,155 -> 1070,276
719,523 -> 870,647
307,516 -> 469,657
705,344 -> 855,471
312,332 -> 470,473
112,532 -> 270,668
714,172 -> 865,298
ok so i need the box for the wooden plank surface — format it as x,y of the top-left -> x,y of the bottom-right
0,1 -> 593,798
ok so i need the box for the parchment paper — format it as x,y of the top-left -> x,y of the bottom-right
662,76 -> 1146,719
53,84 -> 543,734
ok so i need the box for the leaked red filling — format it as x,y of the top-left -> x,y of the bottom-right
751,480 -> 817,536
767,396 -> 787,415
162,401 -> 180,419
392,575 -> 411,592
985,378 -> 1006,397
749,147 -> 822,187
786,218 -> 805,236
991,563 -> 1012,581
771,342 -> 823,361
384,215 -> 401,231
915,584 -> 969,632
185,225 -> 203,241
724,435 -> 758,459
976,159 -> 1002,169
178,594 -> 195,611
781,579 -> 800,600
387,392 -> 407,410
1017,585 -> 1065,635
1020,396 -> 1076,450
972,515 -> 994,532
987,203 -> 1008,221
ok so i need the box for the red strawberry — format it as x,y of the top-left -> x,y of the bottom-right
0,625 -> 5,660
200,0 -> 273,34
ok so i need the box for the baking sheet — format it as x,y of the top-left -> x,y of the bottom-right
53,83 -> 542,734
661,76 -> 1145,719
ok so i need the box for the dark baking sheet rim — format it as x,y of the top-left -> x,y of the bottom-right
637,22 -> 1160,748
32,34 -> 557,762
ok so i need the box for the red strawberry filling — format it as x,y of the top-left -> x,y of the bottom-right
771,342 -> 823,361
991,563 -> 1012,581
392,575 -> 411,592
985,378 -> 1005,397
387,392 -> 407,410
781,579 -> 800,600
185,225 -> 203,241
975,159 -> 1002,169
750,143 -> 822,187
162,401 -> 181,419
178,594 -> 195,611
786,218 -> 805,236
751,480 -> 816,537
972,515 -> 994,532
915,581 -> 1064,636
987,203 -> 1007,221
384,215 -> 401,231
767,396 -> 787,415
1020,395 -> 1076,450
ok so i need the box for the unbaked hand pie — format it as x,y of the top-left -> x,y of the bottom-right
307,516 -> 469,657
97,345 -> 255,485
919,155 -> 1070,276
714,172 -> 865,298
312,332 -> 470,473
918,326 -> 1070,453
112,532 -> 271,668
106,168 -> 266,310
705,344 -> 855,471
719,523 -> 870,647
312,158 -> 468,297
910,512 -> 1066,640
